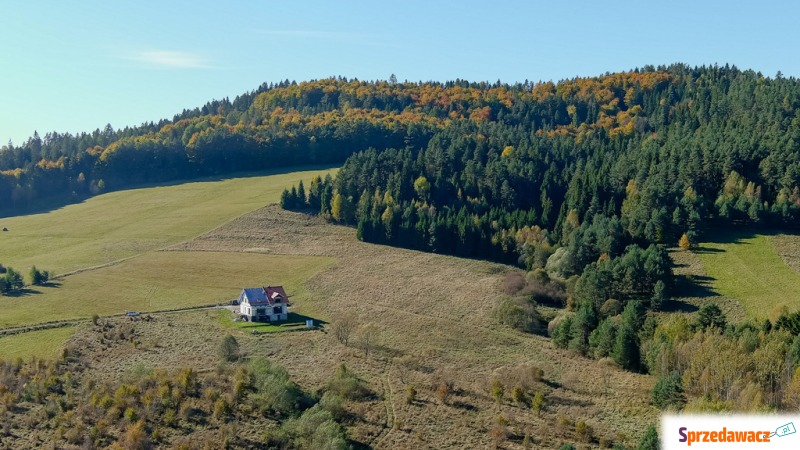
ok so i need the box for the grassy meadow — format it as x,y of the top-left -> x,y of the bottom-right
0,251 -> 333,328
696,232 -> 800,319
0,166 -> 336,276
0,327 -> 77,360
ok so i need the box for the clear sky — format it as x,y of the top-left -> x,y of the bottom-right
2,0 -> 798,145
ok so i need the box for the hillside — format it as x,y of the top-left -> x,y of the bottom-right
3,65 -> 800,242
0,206 -> 658,449
4,64 -> 800,448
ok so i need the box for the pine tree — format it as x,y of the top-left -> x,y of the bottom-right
297,180 -> 307,207
651,280 -> 668,311
637,425 -> 659,450
280,188 -> 294,210
308,176 -> 322,212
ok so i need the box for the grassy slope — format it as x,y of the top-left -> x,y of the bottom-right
164,206 -> 657,449
696,232 -> 800,319
0,167 -> 336,276
0,327 -> 76,360
0,251 -> 332,328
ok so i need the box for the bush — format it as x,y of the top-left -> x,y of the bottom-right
219,335 -> 240,362
319,392 -> 347,421
435,382 -> 451,405
503,272 -> 526,295
531,391 -> 545,414
490,379 -> 504,405
495,297 -> 546,334
326,364 -> 370,401
405,385 -> 416,405
600,299 -> 622,317
575,420 -> 593,443
511,385 -> 527,406
278,405 -> 349,450
249,358 -> 313,417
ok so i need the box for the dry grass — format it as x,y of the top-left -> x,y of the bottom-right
773,233 -> 800,273
9,205 -> 658,448
157,206 -> 658,448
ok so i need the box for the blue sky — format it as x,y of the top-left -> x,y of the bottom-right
2,0 -> 798,145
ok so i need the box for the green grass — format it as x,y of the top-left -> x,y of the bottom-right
0,166 -> 336,276
0,327 -> 76,360
696,232 -> 800,319
217,310 -> 320,333
0,251 -> 334,328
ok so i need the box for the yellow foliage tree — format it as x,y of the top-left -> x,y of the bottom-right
679,233 -> 692,251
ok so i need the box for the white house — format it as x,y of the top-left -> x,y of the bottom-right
238,286 -> 288,322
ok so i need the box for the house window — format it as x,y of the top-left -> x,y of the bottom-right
273,306 -> 282,314
274,296 -> 282,303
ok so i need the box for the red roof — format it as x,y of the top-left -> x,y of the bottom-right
263,286 -> 288,306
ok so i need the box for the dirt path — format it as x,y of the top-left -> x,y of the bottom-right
373,363 -> 397,449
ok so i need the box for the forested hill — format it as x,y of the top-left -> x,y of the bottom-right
3,65 -> 800,253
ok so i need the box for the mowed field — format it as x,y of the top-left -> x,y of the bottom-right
0,167 -> 336,360
0,327 -> 77,359
0,251 -> 332,328
0,166 -> 336,275
696,232 -> 800,319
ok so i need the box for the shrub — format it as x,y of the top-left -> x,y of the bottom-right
249,358 -> 313,416
405,385 -> 416,405
600,299 -> 623,317
213,397 -> 232,421
326,364 -> 370,401
219,335 -> 240,362
123,407 -> 138,423
121,420 -> 150,450
490,379 -> 504,405
278,405 -> 349,450
504,272 -> 526,295
531,391 -> 545,414
575,420 -> 593,443
495,297 -> 547,334
435,382 -> 451,405
511,385 -> 527,406
319,392 -> 347,421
